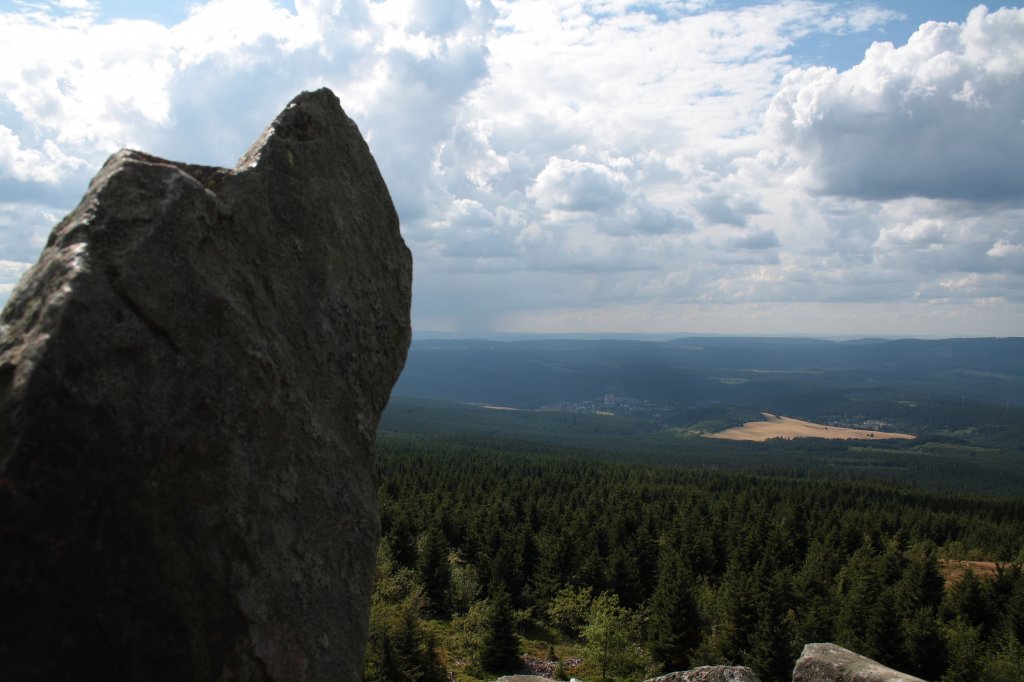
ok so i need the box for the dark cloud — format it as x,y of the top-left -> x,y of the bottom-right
693,193 -> 751,227
726,229 -> 780,250
605,198 -> 695,236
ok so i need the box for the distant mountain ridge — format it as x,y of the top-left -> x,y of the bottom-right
395,336 -> 1024,413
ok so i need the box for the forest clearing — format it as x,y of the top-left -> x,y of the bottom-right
938,559 -> 1005,586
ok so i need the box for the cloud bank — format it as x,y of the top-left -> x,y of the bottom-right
0,0 -> 1022,336
769,5 -> 1024,202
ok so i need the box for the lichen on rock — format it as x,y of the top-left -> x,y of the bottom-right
792,643 -> 928,682
645,664 -> 762,682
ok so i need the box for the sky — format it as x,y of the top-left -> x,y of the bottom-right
0,1 -> 1022,338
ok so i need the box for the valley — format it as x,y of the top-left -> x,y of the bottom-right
367,335 -> 1024,681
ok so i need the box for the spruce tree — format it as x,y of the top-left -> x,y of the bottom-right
479,586 -> 520,674
647,548 -> 701,672
416,524 -> 451,616
895,542 -> 945,679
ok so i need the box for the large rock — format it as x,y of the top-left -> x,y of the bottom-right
792,643 -> 927,682
0,89 -> 411,681
646,665 -> 762,682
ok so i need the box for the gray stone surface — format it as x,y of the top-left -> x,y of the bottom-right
792,643 -> 927,682
0,88 -> 411,681
646,665 -> 762,682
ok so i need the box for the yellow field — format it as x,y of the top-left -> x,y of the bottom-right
707,413 -> 916,442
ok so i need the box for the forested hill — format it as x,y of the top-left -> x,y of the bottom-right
395,336 -> 1024,410
378,396 -> 1024,496
384,336 -> 1024,495
392,336 -> 1024,448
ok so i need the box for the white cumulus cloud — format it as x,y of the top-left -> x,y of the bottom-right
528,158 -> 630,212
767,5 -> 1024,202
988,239 -> 1024,258
1,1 -> 1022,336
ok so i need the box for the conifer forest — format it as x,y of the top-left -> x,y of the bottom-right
364,436 -> 1024,682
